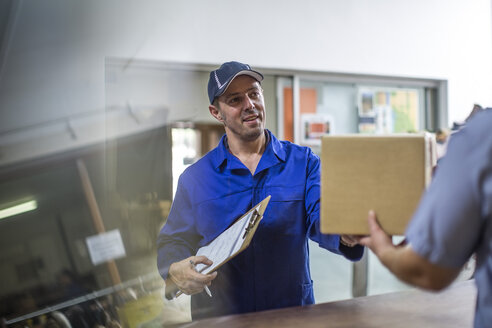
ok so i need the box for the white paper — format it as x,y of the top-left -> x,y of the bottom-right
86,229 -> 126,265
195,205 -> 260,274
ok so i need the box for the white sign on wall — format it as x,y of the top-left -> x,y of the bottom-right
86,229 -> 126,265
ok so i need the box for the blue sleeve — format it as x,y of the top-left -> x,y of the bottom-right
305,149 -> 364,261
156,174 -> 200,279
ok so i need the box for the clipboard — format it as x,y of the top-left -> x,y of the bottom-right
169,195 -> 271,299
194,195 -> 271,274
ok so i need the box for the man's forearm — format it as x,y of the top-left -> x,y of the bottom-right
379,245 -> 460,291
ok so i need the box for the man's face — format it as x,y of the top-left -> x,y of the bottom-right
213,75 -> 265,142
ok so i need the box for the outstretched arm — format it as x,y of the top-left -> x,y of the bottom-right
358,211 -> 460,291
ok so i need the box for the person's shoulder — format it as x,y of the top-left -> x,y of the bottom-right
461,109 -> 492,140
446,109 -> 492,159
467,107 -> 492,125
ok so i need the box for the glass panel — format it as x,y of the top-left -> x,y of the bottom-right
296,80 -> 358,152
0,126 -> 177,325
357,87 -> 424,134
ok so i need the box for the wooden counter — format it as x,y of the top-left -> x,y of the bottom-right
171,280 -> 476,328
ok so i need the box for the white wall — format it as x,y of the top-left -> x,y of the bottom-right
0,0 -> 491,136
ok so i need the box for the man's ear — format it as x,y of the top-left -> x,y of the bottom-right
209,105 -> 223,122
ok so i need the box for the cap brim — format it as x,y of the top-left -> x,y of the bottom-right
216,70 -> 264,98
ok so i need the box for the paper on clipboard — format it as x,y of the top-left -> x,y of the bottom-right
195,195 -> 270,274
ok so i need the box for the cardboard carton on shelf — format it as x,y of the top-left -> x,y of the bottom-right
320,133 -> 436,235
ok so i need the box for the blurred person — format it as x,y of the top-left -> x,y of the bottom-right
437,104 -> 484,162
57,270 -> 88,301
358,108 -> 492,328
451,103 -> 483,131
157,61 -> 363,319
466,104 -> 484,122
434,128 -> 449,160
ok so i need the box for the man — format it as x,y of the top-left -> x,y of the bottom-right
157,61 -> 363,319
359,108 -> 492,328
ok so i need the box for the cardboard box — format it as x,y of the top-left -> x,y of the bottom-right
320,134 -> 435,235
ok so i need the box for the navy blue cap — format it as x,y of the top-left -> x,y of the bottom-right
207,61 -> 263,104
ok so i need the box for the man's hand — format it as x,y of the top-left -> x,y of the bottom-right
357,210 -> 394,258
340,234 -> 360,247
168,255 -> 218,295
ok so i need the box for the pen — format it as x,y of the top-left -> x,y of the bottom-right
190,260 -> 213,298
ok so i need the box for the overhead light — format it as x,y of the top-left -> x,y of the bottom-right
0,200 -> 38,220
